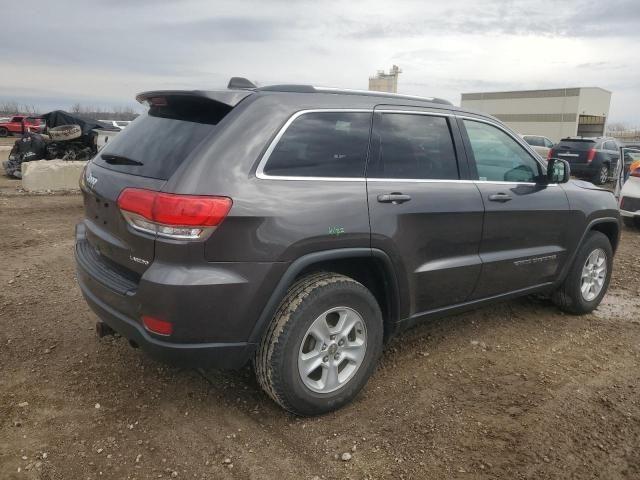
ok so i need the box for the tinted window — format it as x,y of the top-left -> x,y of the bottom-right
557,139 -> 596,150
94,96 -> 232,180
523,136 -> 544,147
368,113 -> 458,179
544,138 -> 554,148
464,120 -> 542,182
605,141 -> 618,151
263,112 -> 370,178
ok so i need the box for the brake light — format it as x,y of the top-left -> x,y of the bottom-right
142,315 -> 173,336
117,188 -> 232,240
586,148 -> 597,162
547,148 -> 555,160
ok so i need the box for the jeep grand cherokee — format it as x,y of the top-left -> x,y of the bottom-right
76,80 -> 620,415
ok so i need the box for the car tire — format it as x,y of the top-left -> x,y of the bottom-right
552,231 -> 613,314
255,272 -> 383,416
622,217 -> 638,229
593,164 -> 609,185
0,127 -> 8,137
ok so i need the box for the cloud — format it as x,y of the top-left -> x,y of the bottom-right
0,0 -> 638,124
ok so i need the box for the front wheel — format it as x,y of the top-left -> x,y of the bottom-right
553,231 -> 613,314
255,272 -> 383,416
0,127 -> 9,137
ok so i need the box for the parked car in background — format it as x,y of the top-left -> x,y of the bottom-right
548,137 -> 620,185
75,80 -> 620,415
522,135 -> 554,159
0,115 -> 45,137
99,120 -> 132,130
618,146 -> 640,228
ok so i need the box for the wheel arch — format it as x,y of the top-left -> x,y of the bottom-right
555,217 -> 620,286
590,220 -> 620,254
248,248 -> 403,345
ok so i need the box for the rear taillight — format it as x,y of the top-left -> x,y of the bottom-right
142,315 -> 173,336
117,188 -> 232,240
547,148 -> 555,160
586,148 -> 597,162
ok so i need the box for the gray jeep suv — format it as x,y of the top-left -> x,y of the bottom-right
76,80 -> 620,415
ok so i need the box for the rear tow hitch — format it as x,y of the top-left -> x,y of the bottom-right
95,321 -> 116,338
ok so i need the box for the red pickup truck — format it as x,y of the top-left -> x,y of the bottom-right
0,115 -> 45,137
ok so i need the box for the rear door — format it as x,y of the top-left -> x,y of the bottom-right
366,107 -> 484,316
459,117 -> 571,298
603,140 -> 621,173
81,93 -> 240,276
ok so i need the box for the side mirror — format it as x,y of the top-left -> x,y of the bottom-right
547,158 -> 570,184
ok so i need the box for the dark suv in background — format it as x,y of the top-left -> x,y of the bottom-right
76,80 -> 620,415
549,136 -> 620,185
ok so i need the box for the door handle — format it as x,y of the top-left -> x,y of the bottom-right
488,193 -> 512,202
377,193 -> 412,204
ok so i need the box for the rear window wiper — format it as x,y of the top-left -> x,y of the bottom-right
102,154 -> 144,166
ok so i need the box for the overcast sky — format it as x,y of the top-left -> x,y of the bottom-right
1,0 -> 639,125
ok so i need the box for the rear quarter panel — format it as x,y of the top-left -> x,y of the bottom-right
164,94 -> 374,263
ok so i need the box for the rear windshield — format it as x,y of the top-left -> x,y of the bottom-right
556,139 -> 596,150
93,96 -> 231,180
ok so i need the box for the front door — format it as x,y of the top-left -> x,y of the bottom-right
459,118 -> 571,299
366,109 -> 484,318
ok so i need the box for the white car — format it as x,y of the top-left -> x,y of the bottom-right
99,120 -> 131,130
521,135 -> 554,160
616,146 -> 640,228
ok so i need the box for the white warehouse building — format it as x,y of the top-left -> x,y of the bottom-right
460,87 -> 611,143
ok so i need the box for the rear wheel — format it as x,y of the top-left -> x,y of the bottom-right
553,231 -> 612,314
255,272 -> 383,416
593,164 -> 609,185
0,127 -> 8,137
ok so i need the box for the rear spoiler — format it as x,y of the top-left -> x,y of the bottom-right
136,90 -> 253,108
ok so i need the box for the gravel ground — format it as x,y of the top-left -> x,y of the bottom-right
1,176 -> 640,480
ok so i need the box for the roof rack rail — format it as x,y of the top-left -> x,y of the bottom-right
255,84 -> 452,105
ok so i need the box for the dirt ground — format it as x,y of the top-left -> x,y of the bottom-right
1,175 -> 639,480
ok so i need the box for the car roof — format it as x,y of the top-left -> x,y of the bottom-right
134,85 -> 496,120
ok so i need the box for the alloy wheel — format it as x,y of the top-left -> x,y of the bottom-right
580,248 -> 607,301
297,307 -> 367,393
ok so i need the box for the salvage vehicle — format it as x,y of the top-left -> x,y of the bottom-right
548,136 -> 620,185
3,110 -> 118,178
0,115 -> 45,137
75,79 -> 621,415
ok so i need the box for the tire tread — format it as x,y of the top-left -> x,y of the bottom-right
255,272 -> 364,413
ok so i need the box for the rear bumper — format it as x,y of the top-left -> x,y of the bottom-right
77,275 -> 254,368
75,222 -> 285,369
620,210 -> 639,218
